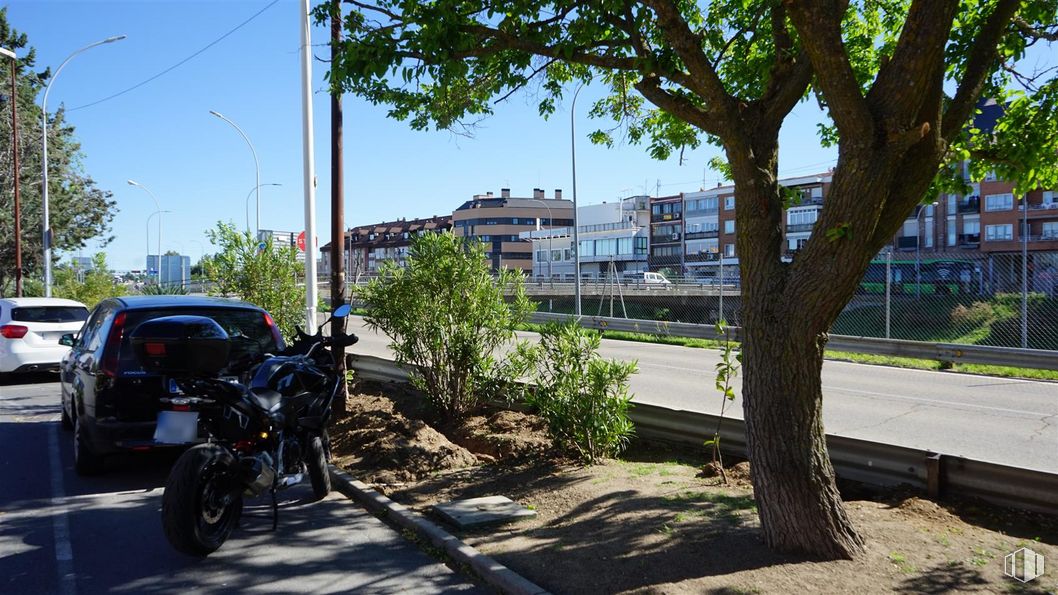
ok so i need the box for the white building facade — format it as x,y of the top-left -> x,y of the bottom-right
522,196 -> 650,280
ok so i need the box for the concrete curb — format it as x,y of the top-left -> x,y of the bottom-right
329,465 -> 551,595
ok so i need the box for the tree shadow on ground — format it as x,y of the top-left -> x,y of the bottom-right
895,561 -> 989,594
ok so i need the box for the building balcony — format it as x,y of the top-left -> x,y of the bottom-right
648,254 -> 681,265
957,233 -> 980,246
685,252 -> 721,263
651,212 -> 682,223
786,223 -> 816,234
897,236 -> 919,250
684,230 -> 719,240
957,197 -> 980,213
651,234 -> 682,244
1029,232 -> 1058,242
1024,203 -> 1058,218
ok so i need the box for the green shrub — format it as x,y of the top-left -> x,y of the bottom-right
202,222 -> 304,340
357,231 -> 533,422
140,283 -> 189,295
518,321 -> 637,463
950,301 -> 996,328
51,253 -> 127,307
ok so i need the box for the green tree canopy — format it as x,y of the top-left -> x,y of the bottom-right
323,0 -> 1057,559
0,8 -> 117,296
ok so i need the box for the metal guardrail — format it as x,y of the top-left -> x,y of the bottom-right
527,312 -> 1058,372
346,354 -> 1058,517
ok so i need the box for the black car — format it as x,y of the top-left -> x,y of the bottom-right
59,296 -> 284,475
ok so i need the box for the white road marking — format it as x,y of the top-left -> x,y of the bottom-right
821,385 -> 1056,418
47,422 -> 76,595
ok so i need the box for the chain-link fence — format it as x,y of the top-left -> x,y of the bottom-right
528,251 -> 1058,350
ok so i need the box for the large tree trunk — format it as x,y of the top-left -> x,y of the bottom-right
741,303 -> 866,558
726,134 -> 868,559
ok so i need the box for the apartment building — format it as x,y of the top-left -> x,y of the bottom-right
452,188 -> 574,273
521,196 -> 650,280
319,215 -> 452,278
647,194 -> 684,273
647,174 -> 831,279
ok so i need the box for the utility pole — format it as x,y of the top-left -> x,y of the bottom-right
3,48 -> 22,296
330,5 -> 348,415
300,0 -> 319,334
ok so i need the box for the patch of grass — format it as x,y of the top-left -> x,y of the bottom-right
522,322 -> 1058,381
969,546 -> 995,567
888,551 -> 916,574
663,490 -> 756,511
936,532 -> 952,547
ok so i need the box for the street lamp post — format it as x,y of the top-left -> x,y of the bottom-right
915,201 -> 938,299
146,210 -> 171,282
210,110 -> 261,237
2,46 -> 22,296
525,198 -> 555,280
128,180 -> 163,280
570,83 -> 584,316
40,35 -> 126,297
245,183 -> 281,235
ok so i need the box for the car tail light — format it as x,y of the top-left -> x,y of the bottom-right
100,312 -> 127,377
0,324 -> 28,339
263,312 -> 283,347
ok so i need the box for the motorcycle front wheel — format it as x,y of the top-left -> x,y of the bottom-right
306,434 -> 331,500
162,444 -> 243,556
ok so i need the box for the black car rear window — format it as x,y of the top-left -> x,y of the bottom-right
12,306 -> 90,323
119,308 -> 278,373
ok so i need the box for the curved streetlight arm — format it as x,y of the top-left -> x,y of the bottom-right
210,110 -> 261,234
245,183 -> 282,234
40,34 -> 125,297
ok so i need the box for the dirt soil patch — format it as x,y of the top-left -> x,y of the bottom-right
333,383 -> 1058,594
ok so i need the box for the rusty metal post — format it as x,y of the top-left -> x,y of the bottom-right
330,5 -> 348,415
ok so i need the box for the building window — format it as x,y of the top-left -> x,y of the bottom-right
924,219 -> 934,248
724,220 -> 735,234
947,217 -> 956,246
724,196 -> 735,210
947,196 -> 956,215
963,220 -> 980,235
724,244 -> 735,257
1042,221 -> 1058,239
985,224 -> 1013,241
984,193 -> 1014,211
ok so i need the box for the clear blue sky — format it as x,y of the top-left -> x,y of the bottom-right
6,0 -> 844,271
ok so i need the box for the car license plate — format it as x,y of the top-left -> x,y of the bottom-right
153,411 -> 199,444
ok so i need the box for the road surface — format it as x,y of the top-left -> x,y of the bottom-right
346,316 -> 1058,473
0,375 -> 482,595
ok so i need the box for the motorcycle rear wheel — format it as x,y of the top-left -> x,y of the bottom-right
162,444 -> 243,556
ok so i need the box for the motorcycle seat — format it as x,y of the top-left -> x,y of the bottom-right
249,387 -> 283,412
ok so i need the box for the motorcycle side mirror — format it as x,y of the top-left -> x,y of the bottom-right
333,304 -> 351,318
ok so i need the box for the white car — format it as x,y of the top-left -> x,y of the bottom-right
0,297 -> 89,375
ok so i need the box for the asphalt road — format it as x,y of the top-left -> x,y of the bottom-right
0,375 -> 482,595
346,316 -> 1058,473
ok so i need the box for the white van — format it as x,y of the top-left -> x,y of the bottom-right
622,272 -> 672,285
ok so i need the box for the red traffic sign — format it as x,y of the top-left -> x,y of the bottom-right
297,231 -> 306,252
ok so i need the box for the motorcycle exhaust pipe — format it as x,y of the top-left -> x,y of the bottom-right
239,455 -> 275,497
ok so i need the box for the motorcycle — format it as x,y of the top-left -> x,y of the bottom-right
129,305 -> 358,556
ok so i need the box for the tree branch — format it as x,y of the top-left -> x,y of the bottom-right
941,0 -> 1021,142
640,0 -> 740,129
634,76 -> 724,137
756,3 -> 813,134
782,0 -> 872,141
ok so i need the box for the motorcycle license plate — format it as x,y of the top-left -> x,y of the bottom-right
153,411 -> 199,444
